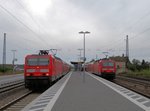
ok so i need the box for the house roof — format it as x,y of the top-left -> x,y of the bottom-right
109,56 -> 127,62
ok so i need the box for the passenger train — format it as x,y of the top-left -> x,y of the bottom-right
85,59 -> 116,80
24,50 -> 70,89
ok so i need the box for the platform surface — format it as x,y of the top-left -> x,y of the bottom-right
51,72 -> 145,111
22,71 -> 150,111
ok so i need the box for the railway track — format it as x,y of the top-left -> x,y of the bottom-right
0,81 -> 46,111
115,75 -> 150,98
0,80 -> 24,93
0,91 -> 41,111
0,78 -> 53,111
0,79 -> 39,111
0,90 -> 32,111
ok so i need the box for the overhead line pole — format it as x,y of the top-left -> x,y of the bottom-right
2,33 -> 6,72
126,35 -> 129,68
126,35 -> 129,58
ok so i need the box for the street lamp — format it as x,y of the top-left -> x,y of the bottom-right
79,31 -> 90,72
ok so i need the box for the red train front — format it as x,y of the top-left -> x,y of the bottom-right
24,50 -> 70,89
86,59 -> 116,80
99,59 -> 116,79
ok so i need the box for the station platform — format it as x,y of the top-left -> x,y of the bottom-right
22,71 -> 150,111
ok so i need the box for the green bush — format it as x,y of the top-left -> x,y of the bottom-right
127,69 -> 150,78
0,66 -> 13,73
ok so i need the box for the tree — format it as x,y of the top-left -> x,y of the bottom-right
141,59 -> 149,69
131,59 -> 141,71
132,59 -> 141,65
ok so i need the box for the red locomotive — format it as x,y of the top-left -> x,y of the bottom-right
24,50 -> 70,89
86,59 -> 116,80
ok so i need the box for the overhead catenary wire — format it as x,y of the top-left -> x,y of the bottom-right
0,3 -> 50,48
14,0 -> 54,48
121,10 -> 150,35
15,0 -> 45,34
15,0 -> 41,28
129,27 -> 150,40
99,7 -> 150,52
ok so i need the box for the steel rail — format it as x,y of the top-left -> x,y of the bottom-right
0,81 -> 24,93
0,91 -> 32,110
116,76 -> 150,87
115,76 -> 150,98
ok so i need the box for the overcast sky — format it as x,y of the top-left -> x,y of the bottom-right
0,0 -> 150,64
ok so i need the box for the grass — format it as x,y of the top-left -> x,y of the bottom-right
0,66 -> 12,72
125,69 -> 150,78
0,66 -> 23,76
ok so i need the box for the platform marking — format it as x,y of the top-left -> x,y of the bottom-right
88,73 -> 150,111
43,72 -> 72,111
21,72 -> 72,111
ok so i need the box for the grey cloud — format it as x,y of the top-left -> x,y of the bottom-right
0,0 -> 150,64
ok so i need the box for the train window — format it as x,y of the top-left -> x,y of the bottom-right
102,62 -> 114,67
27,58 -> 38,66
27,58 -> 49,66
39,58 -> 49,65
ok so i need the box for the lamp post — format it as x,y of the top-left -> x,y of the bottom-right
78,48 -> 83,71
79,31 -> 90,73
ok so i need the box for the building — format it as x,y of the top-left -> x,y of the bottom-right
109,56 -> 127,74
70,61 -> 84,71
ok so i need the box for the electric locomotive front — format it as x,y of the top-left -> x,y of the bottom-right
100,60 -> 116,79
24,54 -> 53,88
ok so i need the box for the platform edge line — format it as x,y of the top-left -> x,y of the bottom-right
43,71 -> 72,111
87,73 -> 149,111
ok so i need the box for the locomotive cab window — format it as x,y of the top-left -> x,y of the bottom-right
102,62 -> 114,67
27,58 -> 38,66
39,58 -> 49,65
27,58 -> 49,66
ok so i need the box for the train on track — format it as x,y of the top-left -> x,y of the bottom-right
24,50 -> 70,89
85,59 -> 116,80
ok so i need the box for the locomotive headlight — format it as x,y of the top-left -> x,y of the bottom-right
46,73 -> 49,76
26,73 -> 31,76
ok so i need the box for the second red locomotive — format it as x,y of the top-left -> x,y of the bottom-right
85,59 -> 116,80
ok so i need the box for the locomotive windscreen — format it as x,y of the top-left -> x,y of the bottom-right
27,57 -> 49,66
102,62 -> 114,67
